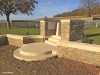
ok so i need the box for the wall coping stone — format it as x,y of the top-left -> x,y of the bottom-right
6,34 -> 43,39
40,21 -> 45,22
0,35 -> 7,37
6,34 -> 24,40
60,19 -> 70,22
27,35 -> 43,38
58,40 -> 100,52
60,19 -> 84,22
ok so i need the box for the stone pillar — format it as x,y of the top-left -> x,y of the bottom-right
61,19 -> 70,40
60,19 -> 84,41
56,22 -> 60,36
40,20 -> 46,36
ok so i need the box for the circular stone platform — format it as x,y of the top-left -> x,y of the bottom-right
14,43 -> 57,61
21,43 -> 55,56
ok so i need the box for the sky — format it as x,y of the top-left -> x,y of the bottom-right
0,0 -> 80,20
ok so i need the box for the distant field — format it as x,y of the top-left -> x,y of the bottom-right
84,25 -> 100,45
0,28 -> 40,35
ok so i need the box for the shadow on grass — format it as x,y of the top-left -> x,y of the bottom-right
85,33 -> 100,37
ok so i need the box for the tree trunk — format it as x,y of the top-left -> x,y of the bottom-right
88,7 -> 91,17
6,14 -> 11,29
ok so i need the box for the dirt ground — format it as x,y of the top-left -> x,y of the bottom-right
0,45 -> 100,75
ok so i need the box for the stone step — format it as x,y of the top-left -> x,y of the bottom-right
52,50 -> 57,55
45,40 -> 57,46
20,43 -> 54,56
20,49 -> 52,56
14,49 -> 57,61
23,44 -> 26,46
51,35 -> 61,40
48,38 -> 60,43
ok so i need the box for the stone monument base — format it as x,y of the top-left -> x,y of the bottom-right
14,43 -> 57,61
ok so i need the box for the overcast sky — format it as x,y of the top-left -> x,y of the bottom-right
0,0 -> 80,20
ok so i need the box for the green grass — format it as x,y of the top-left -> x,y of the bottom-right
0,25 -> 100,45
0,28 -> 40,35
84,25 -> 100,45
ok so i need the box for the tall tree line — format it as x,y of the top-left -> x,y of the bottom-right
54,0 -> 100,17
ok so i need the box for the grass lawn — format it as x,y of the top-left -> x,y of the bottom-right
84,25 -> 100,45
0,28 -> 40,35
0,25 -> 100,45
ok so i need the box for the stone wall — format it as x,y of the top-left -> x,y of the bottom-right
60,19 -> 84,41
70,20 -> 84,41
46,21 -> 57,36
61,20 -> 70,40
23,35 -> 44,44
6,34 -> 44,47
40,20 -> 46,36
82,17 -> 93,21
40,19 -> 57,38
11,21 -> 39,28
81,17 -> 100,21
0,20 -> 40,28
0,23 -> 7,28
40,19 -> 84,40
7,34 -> 24,47
0,34 -> 44,47
0,35 -> 8,46
53,40 -> 100,66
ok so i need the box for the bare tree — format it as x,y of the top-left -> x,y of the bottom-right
0,0 -> 38,28
80,0 -> 98,17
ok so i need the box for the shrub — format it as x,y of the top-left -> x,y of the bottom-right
81,37 -> 93,44
26,32 -> 30,35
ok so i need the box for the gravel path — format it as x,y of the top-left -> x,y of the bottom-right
0,45 -> 100,75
